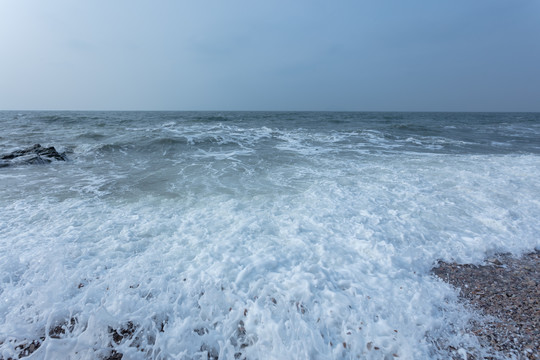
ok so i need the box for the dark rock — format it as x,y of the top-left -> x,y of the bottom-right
13,339 -> 43,359
104,350 -> 123,360
49,317 -> 77,339
108,321 -> 136,344
0,144 -> 67,167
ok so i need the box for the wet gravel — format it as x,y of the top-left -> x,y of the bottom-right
433,250 -> 540,359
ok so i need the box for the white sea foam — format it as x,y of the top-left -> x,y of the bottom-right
1,112 -> 539,359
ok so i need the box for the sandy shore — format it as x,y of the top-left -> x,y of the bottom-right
432,250 -> 539,359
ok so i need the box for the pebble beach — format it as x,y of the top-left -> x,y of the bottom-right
433,250 -> 540,359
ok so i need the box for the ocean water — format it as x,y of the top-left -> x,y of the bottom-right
0,111 -> 539,359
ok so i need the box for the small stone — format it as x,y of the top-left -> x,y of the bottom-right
487,258 -> 503,266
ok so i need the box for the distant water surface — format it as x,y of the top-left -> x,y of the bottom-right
1,111 -> 539,359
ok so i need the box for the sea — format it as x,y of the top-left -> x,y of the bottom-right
1,111 -> 539,359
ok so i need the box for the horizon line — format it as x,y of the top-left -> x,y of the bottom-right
2,109 -> 540,114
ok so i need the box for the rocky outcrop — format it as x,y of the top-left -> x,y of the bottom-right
0,144 -> 68,167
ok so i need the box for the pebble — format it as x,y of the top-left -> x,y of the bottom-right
432,250 -> 539,359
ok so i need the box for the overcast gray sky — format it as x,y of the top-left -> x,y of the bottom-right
1,0 -> 539,111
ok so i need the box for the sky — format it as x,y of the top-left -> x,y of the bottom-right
1,0 -> 539,112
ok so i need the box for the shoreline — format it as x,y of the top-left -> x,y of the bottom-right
4,251 -> 538,359
432,250 -> 539,359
